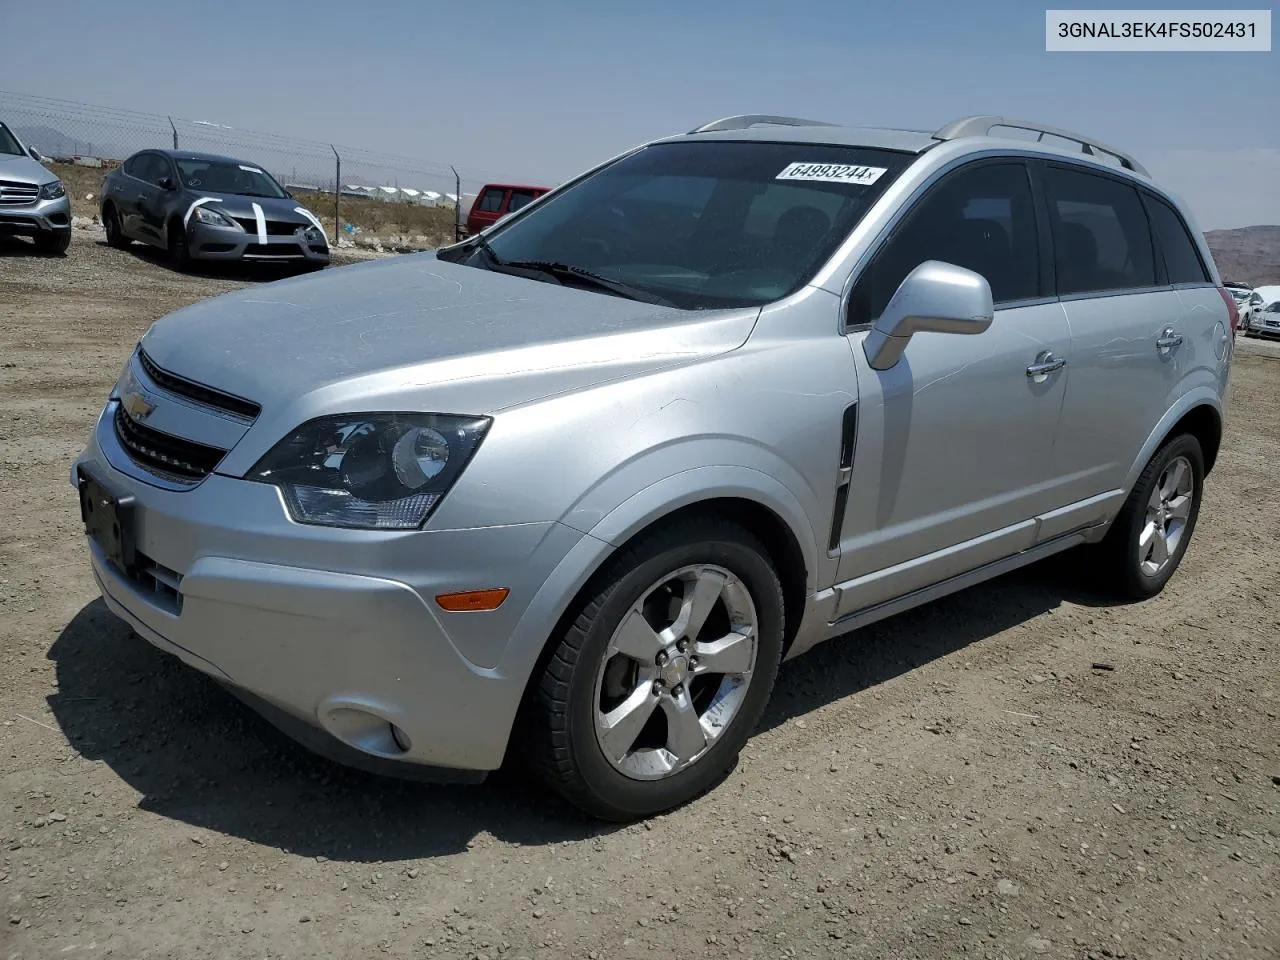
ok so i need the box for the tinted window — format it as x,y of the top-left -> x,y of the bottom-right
476,188 -> 506,212
175,159 -> 286,198
850,161 -> 1040,324
1144,195 -> 1209,284
467,140 -> 910,310
132,154 -> 170,185
508,189 -> 538,212
0,124 -> 25,157
1043,166 -> 1156,295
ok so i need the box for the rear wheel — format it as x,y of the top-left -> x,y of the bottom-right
102,205 -> 129,248
526,518 -> 784,821
34,229 -> 71,256
166,218 -> 191,271
1095,434 -> 1203,600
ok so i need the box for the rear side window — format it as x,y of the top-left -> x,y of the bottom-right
1144,195 -> 1210,284
508,189 -> 538,212
1043,166 -> 1156,295
476,188 -> 506,213
850,161 -> 1040,324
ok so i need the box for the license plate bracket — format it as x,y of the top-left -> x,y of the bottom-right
77,466 -> 138,574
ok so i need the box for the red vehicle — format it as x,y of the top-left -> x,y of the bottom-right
464,183 -> 551,237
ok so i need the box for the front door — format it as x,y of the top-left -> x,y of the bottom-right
832,159 -> 1071,618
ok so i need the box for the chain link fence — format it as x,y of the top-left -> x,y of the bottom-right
1,90 -> 519,243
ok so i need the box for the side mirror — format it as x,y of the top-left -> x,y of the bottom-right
861,260 -> 994,371
27,146 -> 42,161
158,177 -> 176,190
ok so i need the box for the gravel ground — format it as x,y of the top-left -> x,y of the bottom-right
1,231 -> 1278,960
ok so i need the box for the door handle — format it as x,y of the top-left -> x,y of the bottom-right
1156,327 -> 1184,351
1026,350 -> 1066,378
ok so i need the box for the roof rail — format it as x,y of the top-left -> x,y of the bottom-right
932,115 -> 1148,176
687,114 -> 839,135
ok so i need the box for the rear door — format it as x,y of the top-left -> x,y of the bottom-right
1042,163 -> 1185,529
115,154 -> 151,238
833,159 -> 1073,616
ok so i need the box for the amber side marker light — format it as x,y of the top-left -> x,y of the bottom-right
435,588 -> 510,612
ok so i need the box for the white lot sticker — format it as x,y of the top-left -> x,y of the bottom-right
294,206 -> 326,235
776,162 -> 887,185
183,196 -> 221,227
250,202 -> 267,244
239,164 -> 264,174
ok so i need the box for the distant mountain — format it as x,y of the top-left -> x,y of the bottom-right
11,124 -> 104,158
1205,226 -> 1280,286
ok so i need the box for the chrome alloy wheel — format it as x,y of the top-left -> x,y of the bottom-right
592,564 -> 758,781
1139,454 -> 1194,577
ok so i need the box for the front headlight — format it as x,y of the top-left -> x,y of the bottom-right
193,205 -> 238,228
39,179 -> 65,200
245,413 -> 491,530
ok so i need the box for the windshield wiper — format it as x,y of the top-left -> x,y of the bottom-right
499,259 -> 678,308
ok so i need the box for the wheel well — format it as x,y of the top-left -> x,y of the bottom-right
1171,404 -> 1222,475
505,496 -> 810,762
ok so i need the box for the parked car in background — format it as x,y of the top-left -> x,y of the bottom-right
1243,284 -> 1280,336
74,113 -> 1232,822
464,182 -> 551,237
0,120 -> 72,254
1224,282 -> 1257,333
1249,299 -> 1280,338
99,149 -> 329,271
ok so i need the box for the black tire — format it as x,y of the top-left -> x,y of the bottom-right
102,204 -> 129,248
526,517 -> 785,821
1094,433 -> 1204,601
166,218 -> 191,271
34,229 -> 71,256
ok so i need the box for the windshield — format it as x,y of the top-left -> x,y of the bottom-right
176,158 -> 287,198
0,124 -> 25,157
1228,287 -> 1251,300
450,140 -> 911,309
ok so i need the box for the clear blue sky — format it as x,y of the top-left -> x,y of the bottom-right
3,0 -> 1277,227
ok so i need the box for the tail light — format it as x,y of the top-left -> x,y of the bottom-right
1217,286 -> 1239,334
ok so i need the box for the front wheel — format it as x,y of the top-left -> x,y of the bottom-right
166,219 -> 192,271
34,229 -> 71,255
1095,433 -> 1204,600
526,518 -> 785,821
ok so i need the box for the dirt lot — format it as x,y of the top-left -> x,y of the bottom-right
1,232 -> 1277,960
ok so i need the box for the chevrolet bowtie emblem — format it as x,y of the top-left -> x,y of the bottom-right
120,372 -> 156,421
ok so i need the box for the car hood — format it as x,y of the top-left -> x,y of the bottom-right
0,152 -> 55,185
181,190 -> 316,223
138,253 -> 759,421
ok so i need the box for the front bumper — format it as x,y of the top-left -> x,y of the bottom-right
188,220 -> 330,264
71,403 -> 588,775
0,193 -> 71,237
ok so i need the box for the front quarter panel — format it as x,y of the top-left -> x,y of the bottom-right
431,283 -> 856,601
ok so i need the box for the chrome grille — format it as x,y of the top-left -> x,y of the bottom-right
0,179 -> 39,206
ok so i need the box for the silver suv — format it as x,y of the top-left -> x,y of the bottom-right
72,114 -> 1234,821
0,121 -> 72,254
